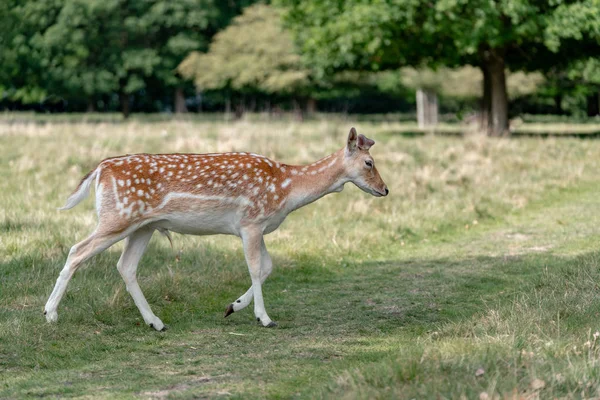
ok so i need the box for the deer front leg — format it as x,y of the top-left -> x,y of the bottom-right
238,229 -> 276,327
224,238 -> 273,318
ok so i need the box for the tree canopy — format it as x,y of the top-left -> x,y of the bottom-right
0,0 -> 256,115
178,4 -> 310,96
0,0 -> 598,118
280,0 -> 600,134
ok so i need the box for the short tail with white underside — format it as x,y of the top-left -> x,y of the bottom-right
58,168 -> 99,211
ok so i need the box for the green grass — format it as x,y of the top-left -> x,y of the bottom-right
2,119 -> 600,398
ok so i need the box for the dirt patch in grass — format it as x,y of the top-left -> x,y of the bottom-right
140,376 -> 215,399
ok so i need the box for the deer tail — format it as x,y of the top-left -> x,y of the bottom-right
58,167 -> 99,211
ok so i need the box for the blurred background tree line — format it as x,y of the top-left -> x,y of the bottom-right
1,0 -> 599,135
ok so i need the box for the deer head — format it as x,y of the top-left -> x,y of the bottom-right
344,127 -> 389,197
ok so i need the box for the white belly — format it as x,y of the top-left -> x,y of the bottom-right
150,210 -> 241,236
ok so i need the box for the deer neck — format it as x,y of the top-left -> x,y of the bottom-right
283,149 -> 347,212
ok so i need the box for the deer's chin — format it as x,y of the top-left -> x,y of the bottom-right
355,184 -> 384,197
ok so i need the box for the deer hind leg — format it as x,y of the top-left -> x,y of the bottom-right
116,227 -> 165,331
224,238 -> 273,318
44,227 -> 127,323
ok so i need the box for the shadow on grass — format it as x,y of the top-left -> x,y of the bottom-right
2,242 -> 598,334
2,243 -> 600,397
3,237 -> 599,332
301,250 -> 600,336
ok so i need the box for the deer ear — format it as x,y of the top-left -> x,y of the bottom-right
357,134 -> 375,150
347,127 -> 358,152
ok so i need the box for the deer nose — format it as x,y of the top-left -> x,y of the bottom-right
384,187 -> 389,196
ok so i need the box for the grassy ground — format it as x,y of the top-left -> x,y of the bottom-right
2,119 -> 600,398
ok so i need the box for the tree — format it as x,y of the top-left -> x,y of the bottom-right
1,0 -> 256,116
545,2 -> 600,117
566,58 -> 600,116
178,4 -> 311,116
36,0 -> 222,117
280,0 -> 600,135
0,0 -> 63,106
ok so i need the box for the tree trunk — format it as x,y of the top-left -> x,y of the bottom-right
234,96 -> 245,119
224,95 -> 231,120
416,88 -> 438,129
174,88 -> 188,113
480,64 -> 491,131
483,49 -> 509,136
196,91 -> 203,112
86,100 -> 96,113
292,98 -> 303,121
587,92 -> 599,117
554,94 -> 563,115
119,91 -> 130,119
306,98 -> 317,114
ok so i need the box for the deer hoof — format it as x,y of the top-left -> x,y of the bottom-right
265,321 -> 278,328
45,310 -> 58,323
224,304 -> 235,318
149,322 -> 166,332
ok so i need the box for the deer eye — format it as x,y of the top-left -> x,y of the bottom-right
365,160 -> 373,168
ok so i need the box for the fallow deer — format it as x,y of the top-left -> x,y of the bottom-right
44,128 -> 388,330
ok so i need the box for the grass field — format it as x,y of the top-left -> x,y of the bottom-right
2,119 -> 600,398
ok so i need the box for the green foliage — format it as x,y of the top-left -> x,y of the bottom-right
37,0 -> 217,100
281,0 -> 596,73
569,57 -> 600,86
0,0 -> 62,103
280,0 -> 599,132
545,0 -> 600,52
179,4 -> 310,95
0,0 -> 256,109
